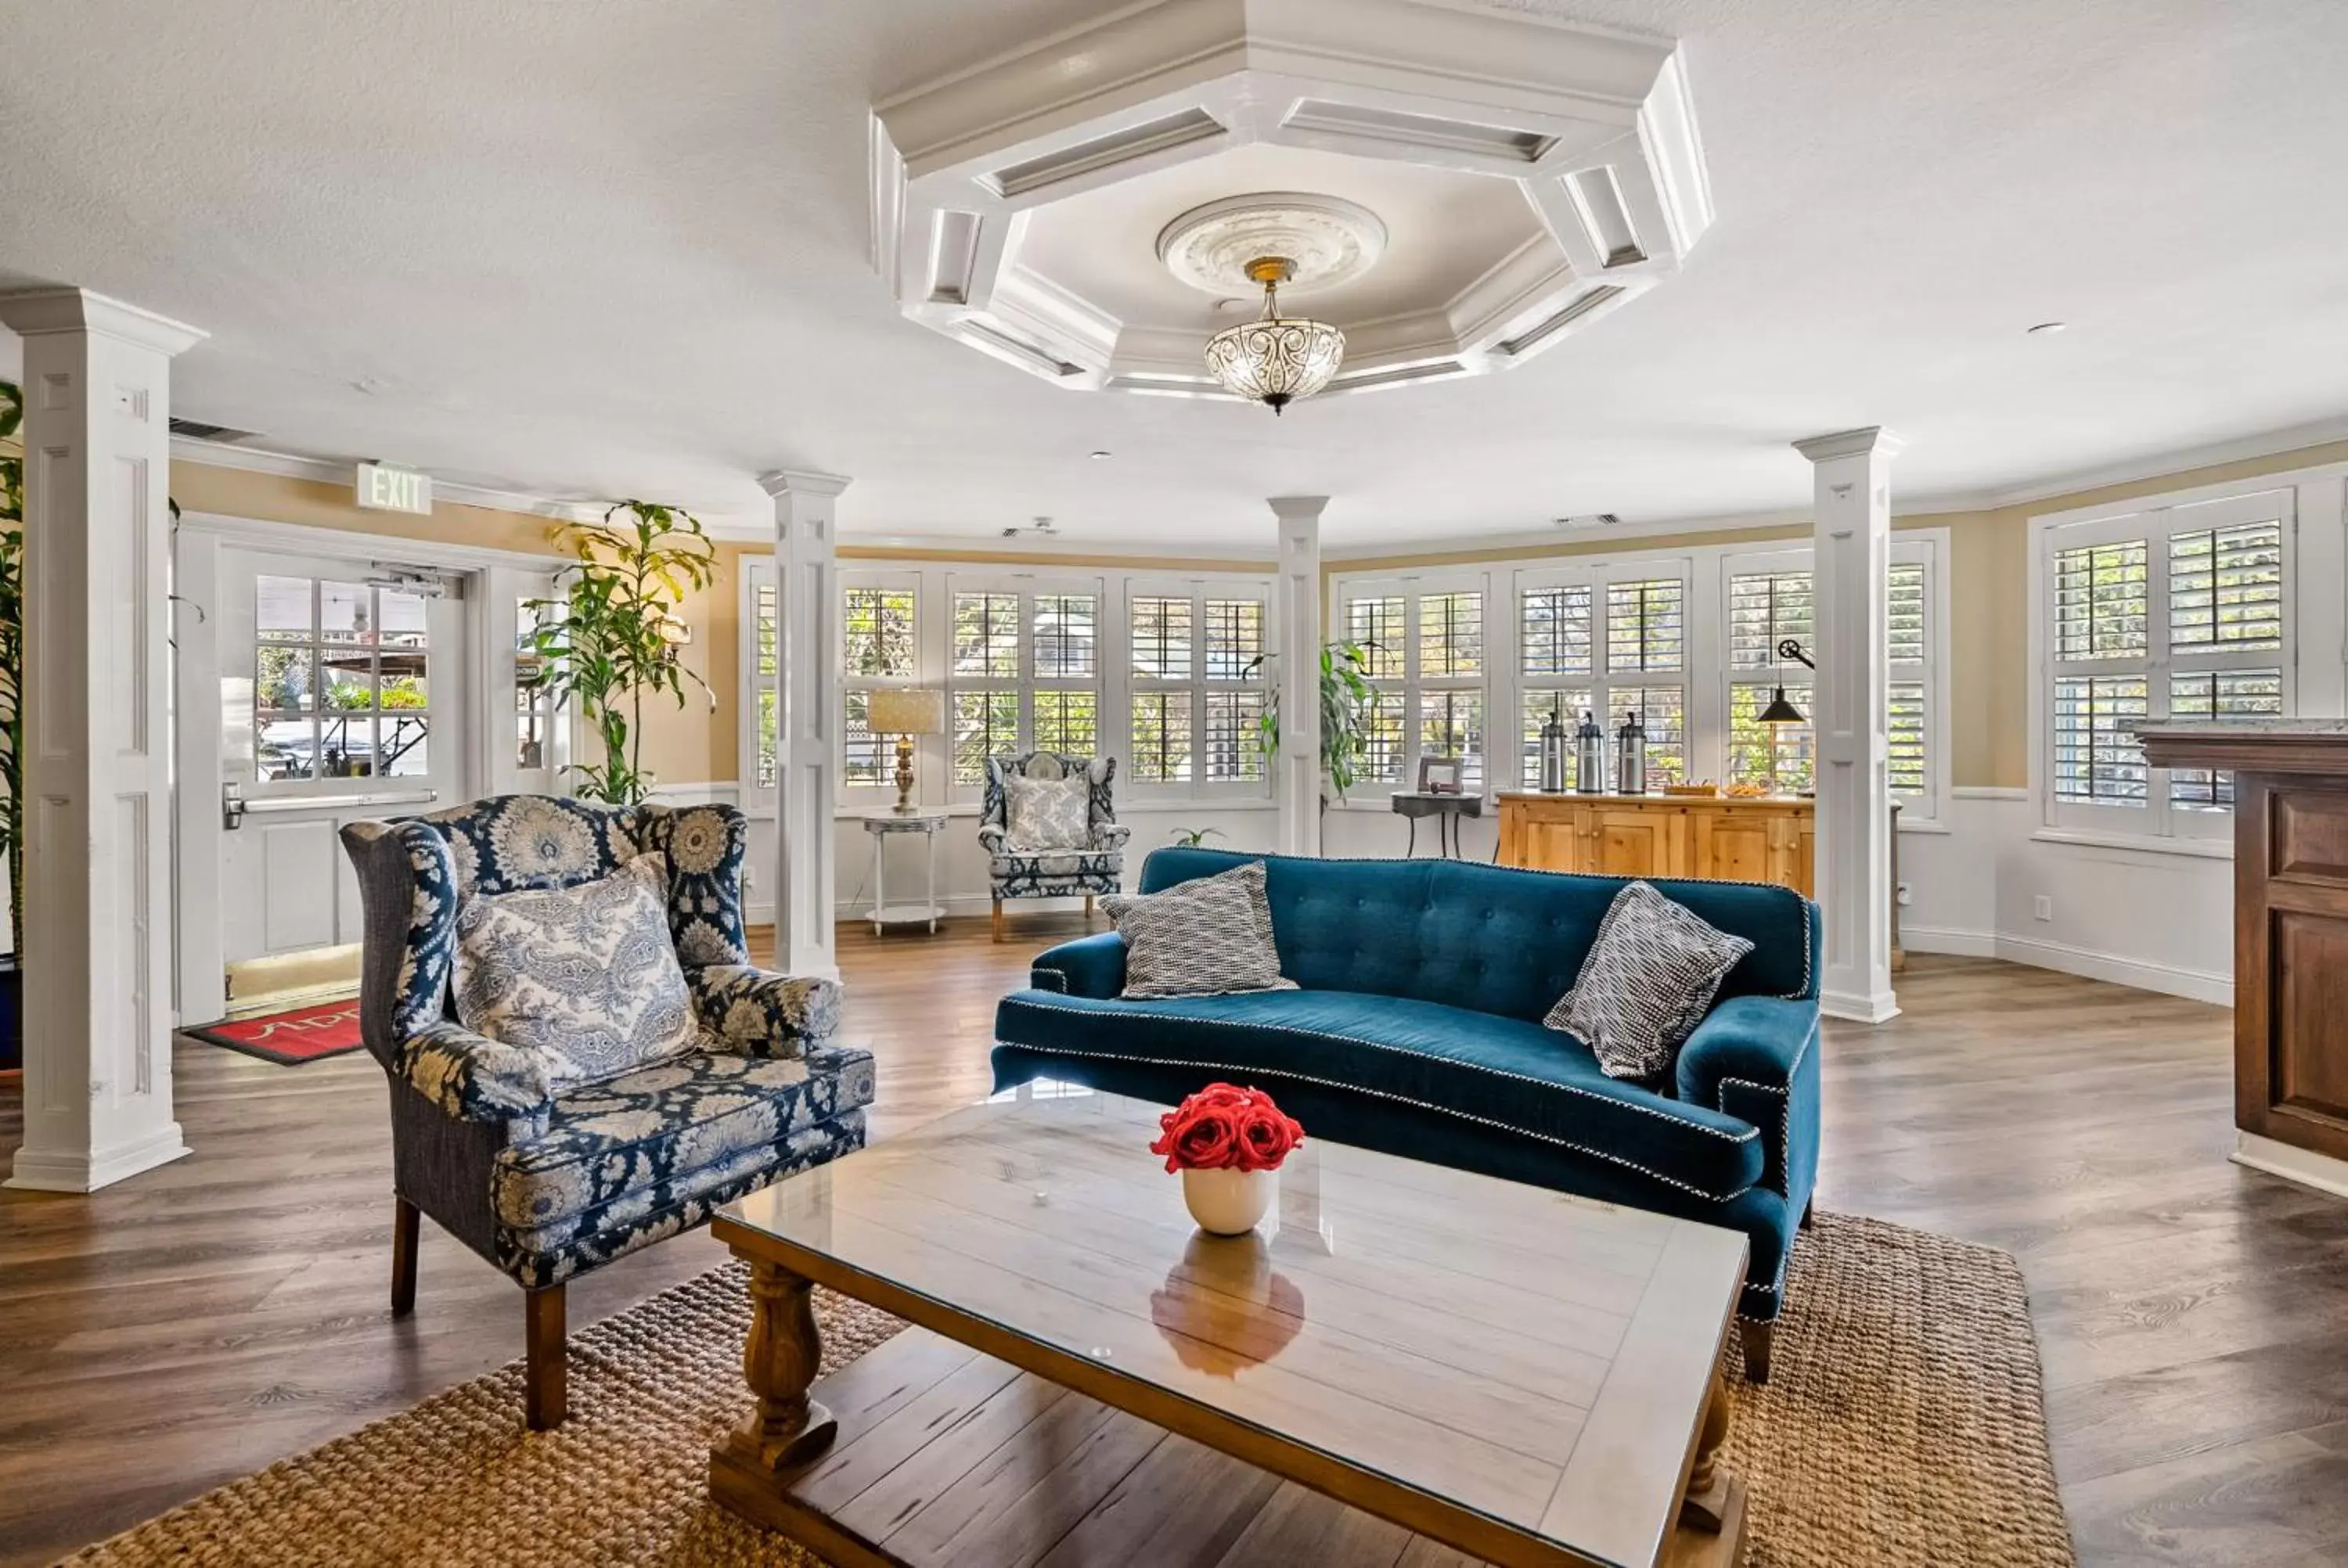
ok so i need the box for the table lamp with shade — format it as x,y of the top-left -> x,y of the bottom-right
866,688 -> 947,814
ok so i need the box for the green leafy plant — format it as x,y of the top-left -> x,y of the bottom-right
520,501 -> 718,805
1168,826 -> 1225,848
0,379 -> 20,955
1247,640 -> 1380,804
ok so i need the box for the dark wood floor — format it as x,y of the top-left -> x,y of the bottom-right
1,926 -> 2339,1566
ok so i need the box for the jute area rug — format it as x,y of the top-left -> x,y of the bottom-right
67,1212 -> 2074,1567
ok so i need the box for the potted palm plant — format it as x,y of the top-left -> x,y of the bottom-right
520,501 -> 719,806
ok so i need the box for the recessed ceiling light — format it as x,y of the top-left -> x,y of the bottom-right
1088,450 -> 1112,460
2026,321 -> 2066,336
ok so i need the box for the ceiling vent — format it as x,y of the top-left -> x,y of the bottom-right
169,416 -> 261,443
1555,512 -> 1626,528
1282,100 -> 1556,164
986,107 -> 1226,199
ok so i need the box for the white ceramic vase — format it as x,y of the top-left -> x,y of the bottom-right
1182,1166 -> 1277,1235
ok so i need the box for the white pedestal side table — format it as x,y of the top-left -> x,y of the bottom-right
860,811 -> 948,935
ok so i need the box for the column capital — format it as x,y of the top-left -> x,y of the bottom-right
758,469 -> 853,501
0,287 -> 206,357
1792,427 -> 1903,464
1268,494 -> 1331,525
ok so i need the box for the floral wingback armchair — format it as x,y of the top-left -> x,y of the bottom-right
340,793 -> 873,1430
981,751 -> 1129,942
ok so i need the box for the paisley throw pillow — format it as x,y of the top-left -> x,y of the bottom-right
454,852 -> 699,1091
1004,773 -> 1093,850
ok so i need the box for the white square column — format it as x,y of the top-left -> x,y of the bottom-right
1270,497 -> 1327,858
760,470 -> 849,983
1795,427 -> 1904,1024
2,289 -> 205,1192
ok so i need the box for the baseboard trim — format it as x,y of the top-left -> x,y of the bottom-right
1900,924 -> 1997,958
2233,1131 -> 2348,1199
1991,933 -> 2233,1007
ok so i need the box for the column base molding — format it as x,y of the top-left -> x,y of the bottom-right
1820,989 -> 1900,1024
6,1124 -> 191,1193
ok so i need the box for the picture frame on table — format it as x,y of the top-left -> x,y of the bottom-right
1418,756 -> 1463,795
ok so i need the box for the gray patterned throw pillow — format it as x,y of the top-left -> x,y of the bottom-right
454,852 -> 700,1091
1546,881 -> 1755,1080
1004,773 -> 1093,850
1103,860 -> 1295,999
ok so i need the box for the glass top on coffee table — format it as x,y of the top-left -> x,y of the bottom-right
715,1081 -> 1748,1568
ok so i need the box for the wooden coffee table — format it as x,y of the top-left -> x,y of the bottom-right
708,1084 -> 1750,1568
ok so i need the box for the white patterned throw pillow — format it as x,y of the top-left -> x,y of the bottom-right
1546,881 -> 1755,1080
454,852 -> 700,1091
1004,772 -> 1093,851
1103,860 -> 1295,999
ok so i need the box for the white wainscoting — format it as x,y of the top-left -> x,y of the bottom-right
1321,786 -> 2237,1007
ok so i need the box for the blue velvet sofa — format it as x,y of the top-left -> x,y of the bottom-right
990,847 -> 1821,1379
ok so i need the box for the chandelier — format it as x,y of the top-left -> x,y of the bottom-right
1202,257 -> 1346,415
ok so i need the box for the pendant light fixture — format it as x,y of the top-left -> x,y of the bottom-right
1759,637 -> 1816,725
1202,257 -> 1346,415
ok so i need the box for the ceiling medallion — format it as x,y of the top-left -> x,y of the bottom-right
1201,257 -> 1346,414
1155,192 -> 1388,297
1162,196 -> 1377,413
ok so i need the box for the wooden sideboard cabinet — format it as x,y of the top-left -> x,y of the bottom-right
1496,792 -> 1816,896
2136,720 -> 2348,1181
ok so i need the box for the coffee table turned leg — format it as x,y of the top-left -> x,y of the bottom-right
719,1259 -> 837,1474
1671,1368 -> 1748,1566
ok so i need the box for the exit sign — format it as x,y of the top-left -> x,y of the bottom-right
355,462 -> 433,515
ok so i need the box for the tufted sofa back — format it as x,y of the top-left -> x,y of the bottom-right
1138,847 -> 1820,1023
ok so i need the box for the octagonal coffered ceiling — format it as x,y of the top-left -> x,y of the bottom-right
870,0 -> 1713,402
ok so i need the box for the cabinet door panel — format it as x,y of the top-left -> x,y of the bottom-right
1696,811 -> 1779,886
1592,808 -> 1684,879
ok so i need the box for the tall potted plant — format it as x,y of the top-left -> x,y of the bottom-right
0,378 -> 22,1069
1248,640 -> 1380,805
520,501 -> 718,806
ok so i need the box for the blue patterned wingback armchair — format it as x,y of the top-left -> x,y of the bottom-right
981,751 -> 1129,942
340,793 -> 873,1430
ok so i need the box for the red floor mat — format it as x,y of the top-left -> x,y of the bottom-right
183,998 -> 365,1066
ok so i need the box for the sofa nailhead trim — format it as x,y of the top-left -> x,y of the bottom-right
1003,994 -> 1756,1147
1030,967 -> 1071,994
994,1037 -> 1756,1204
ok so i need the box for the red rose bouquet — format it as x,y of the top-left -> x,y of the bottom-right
1149,1083 -> 1305,1174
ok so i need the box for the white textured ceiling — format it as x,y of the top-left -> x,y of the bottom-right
3,0 -> 2347,548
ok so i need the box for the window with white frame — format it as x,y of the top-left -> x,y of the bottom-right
1724,566 -> 1813,793
948,577 -> 1103,793
1128,584 -> 1270,797
2044,489 -> 2291,838
1712,545 -> 1939,814
1339,577 -> 1488,791
1504,566 -> 1691,789
842,577 -> 919,795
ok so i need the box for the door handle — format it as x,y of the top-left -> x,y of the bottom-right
222,782 -> 247,832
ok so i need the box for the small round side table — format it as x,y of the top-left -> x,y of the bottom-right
860,811 -> 948,935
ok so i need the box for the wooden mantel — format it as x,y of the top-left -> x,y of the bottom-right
2136,717 -> 2348,1194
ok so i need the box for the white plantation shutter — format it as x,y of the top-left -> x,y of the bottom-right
2044,490 -> 2292,838
1125,584 -> 1270,797
1726,570 -> 1813,793
1338,578 -> 1489,793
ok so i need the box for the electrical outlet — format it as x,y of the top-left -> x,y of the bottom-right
1896,880 -> 1913,908
2033,894 -> 2052,922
